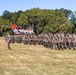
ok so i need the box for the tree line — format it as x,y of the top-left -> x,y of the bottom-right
0,8 -> 75,35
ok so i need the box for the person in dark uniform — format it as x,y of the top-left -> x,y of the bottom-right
7,33 -> 12,50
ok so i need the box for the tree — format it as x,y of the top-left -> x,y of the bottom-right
59,21 -> 74,33
0,18 -> 10,28
60,8 -> 72,17
17,12 -> 28,26
1,10 -> 11,20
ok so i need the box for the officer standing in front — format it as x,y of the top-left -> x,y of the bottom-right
7,33 -> 12,50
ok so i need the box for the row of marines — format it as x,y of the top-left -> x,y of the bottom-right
4,33 -> 76,50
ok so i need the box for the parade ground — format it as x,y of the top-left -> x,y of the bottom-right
0,37 -> 76,75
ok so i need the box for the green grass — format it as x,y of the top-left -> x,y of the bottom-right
0,37 -> 76,75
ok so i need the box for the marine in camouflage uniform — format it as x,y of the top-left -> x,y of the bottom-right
6,33 -> 12,50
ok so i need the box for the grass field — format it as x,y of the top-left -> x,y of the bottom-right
0,37 -> 76,75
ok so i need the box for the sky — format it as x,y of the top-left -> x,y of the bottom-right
0,0 -> 76,16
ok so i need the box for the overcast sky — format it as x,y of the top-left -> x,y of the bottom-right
0,0 -> 76,16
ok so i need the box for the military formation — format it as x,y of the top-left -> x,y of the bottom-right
4,33 -> 76,50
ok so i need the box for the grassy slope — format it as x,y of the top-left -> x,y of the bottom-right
0,37 -> 76,75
